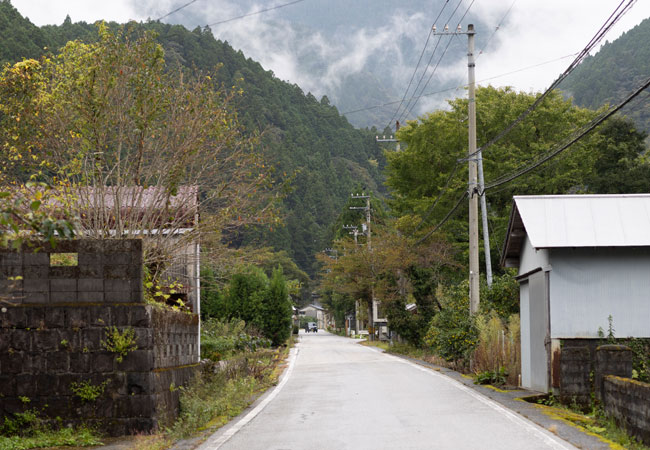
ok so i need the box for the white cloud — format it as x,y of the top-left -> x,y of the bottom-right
11,0 -> 143,25
10,0 -> 650,124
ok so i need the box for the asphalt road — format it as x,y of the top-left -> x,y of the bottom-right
198,331 -> 577,450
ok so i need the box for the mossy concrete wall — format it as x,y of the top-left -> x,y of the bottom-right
603,376 -> 650,445
0,240 -> 198,435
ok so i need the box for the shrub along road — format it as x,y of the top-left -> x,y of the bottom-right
197,331 -> 576,450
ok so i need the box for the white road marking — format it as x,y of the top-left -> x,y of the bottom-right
197,346 -> 300,450
365,346 -> 576,450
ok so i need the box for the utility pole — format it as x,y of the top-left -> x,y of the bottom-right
343,224 -> 360,246
433,23 -> 481,314
350,193 -> 374,338
350,194 -> 371,251
477,145 -> 493,286
376,120 -> 401,151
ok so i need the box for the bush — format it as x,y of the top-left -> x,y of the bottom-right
200,265 -> 293,347
200,318 -> 271,361
424,281 -> 478,364
480,271 -> 519,319
472,311 -> 521,385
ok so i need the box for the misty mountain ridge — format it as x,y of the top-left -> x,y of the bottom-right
0,1 -> 386,275
135,0 -> 495,129
561,16 -> 650,138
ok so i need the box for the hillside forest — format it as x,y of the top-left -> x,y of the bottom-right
2,0 -> 650,352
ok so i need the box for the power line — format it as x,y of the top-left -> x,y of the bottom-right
484,76 -> 650,190
385,0 -> 451,130
414,190 -> 468,245
464,0 -> 636,161
410,75 -> 647,245
341,53 -> 576,116
207,0 -> 307,27
400,0 -> 476,122
476,0 -> 517,59
157,0 -> 201,21
407,162 -> 462,237
396,0 -> 466,124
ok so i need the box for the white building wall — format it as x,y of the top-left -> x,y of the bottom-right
519,235 -> 549,275
519,280 -> 531,389
549,247 -> 650,338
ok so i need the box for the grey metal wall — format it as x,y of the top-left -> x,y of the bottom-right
519,235 -> 549,275
549,247 -> 650,338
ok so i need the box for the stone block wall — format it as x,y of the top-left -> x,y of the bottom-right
603,376 -> 650,445
0,240 -> 199,435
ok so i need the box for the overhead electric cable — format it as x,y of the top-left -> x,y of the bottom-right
384,0 -> 451,130
157,0 -> 201,20
400,0 -> 476,122
414,190 -> 468,245
341,53 -> 576,116
397,0 -> 466,123
476,0 -> 517,59
484,76 -> 650,190
464,0 -> 636,161
407,162 -> 462,237
207,0 -> 306,27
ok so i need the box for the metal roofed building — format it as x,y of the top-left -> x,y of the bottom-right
502,194 -> 650,393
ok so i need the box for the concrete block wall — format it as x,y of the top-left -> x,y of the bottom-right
0,240 -> 199,436
603,376 -> 650,445
1,239 -> 143,304
595,345 -> 633,402
558,345 -> 591,406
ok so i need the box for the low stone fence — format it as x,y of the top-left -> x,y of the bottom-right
0,240 -> 199,435
603,376 -> 650,445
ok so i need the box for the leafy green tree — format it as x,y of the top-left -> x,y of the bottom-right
424,281 -> 478,364
262,267 -> 292,346
224,266 -> 268,331
0,6 -> 388,276
386,86 -> 650,275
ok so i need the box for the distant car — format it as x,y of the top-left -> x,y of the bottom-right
307,322 -> 318,332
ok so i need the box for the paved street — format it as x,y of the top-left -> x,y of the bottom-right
199,331 -> 577,450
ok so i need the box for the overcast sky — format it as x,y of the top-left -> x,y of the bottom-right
11,0 -> 650,116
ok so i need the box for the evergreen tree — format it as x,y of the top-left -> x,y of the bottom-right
225,266 -> 268,331
262,267 -> 292,346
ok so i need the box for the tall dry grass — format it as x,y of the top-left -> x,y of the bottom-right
473,311 -> 521,386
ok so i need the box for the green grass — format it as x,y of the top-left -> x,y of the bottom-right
132,346 -> 287,450
0,426 -> 102,450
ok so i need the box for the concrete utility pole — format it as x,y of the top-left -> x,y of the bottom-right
433,23 -> 483,314
350,193 -> 374,338
477,144 -> 493,286
376,121 -> 401,151
343,224 -> 360,246
350,194 -> 371,251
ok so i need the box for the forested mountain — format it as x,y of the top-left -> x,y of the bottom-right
127,0 -> 489,129
562,17 -> 650,137
0,0 -> 386,276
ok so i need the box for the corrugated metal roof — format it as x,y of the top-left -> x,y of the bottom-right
514,194 -> 650,248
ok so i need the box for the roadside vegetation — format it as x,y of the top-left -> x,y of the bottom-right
534,395 -> 650,450
132,318 -> 289,450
